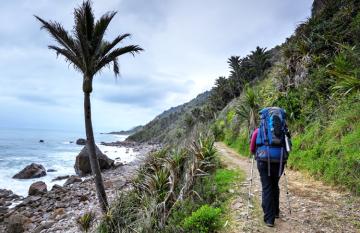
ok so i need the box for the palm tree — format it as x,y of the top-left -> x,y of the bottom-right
236,85 -> 260,138
210,76 -> 233,110
248,46 -> 271,79
228,56 -> 243,96
35,1 -> 143,212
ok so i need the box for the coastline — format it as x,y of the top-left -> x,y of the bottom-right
0,142 -> 159,233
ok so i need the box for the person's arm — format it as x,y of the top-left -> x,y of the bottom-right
250,128 -> 258,155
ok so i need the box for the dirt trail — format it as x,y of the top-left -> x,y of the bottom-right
216,142 -> 360,233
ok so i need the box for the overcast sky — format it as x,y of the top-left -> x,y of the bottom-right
0,0 -> 312,132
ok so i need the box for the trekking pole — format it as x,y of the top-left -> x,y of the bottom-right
283,170 -> 292,215
247,154 -> 255,219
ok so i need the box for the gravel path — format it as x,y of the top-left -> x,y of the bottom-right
216,142 -> 360,233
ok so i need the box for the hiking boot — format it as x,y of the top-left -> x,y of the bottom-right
265,220 -> 274,227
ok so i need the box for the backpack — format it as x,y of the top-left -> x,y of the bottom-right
255,107 -> 288,163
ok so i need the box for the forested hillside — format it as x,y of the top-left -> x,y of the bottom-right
129,0 -> 360,194
128,91 -> 211,143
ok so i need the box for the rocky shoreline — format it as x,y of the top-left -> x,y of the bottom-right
0,142 -> 159,233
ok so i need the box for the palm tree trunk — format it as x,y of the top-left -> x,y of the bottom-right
84,91 -> 108,213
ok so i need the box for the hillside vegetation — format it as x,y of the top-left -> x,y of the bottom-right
128,91 -> 211,144
214,0 -> 360,194
96,1 -> 360,232
106,126 -> 144,135
129,0 -> 360,194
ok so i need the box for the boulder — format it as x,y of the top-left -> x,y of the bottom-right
0,189 -> 13,199
76,138 -> 86,145
13,163 -> 46,179
74,145 -> 114,176
6,213 -> 28,233
28,181 -> 47,196
63,176 -> 82,186
0,190 -> 20,211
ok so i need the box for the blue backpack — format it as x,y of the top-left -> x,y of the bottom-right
255,107 -> 288,164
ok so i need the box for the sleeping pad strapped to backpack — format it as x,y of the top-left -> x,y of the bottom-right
255,107 -> 289,175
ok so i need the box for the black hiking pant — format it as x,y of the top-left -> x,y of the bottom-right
257,160 -> 284,224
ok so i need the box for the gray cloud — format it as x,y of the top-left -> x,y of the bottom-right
94,73 -> 193,107
16,94 -> 60,106
0,0 -> 313,131
101,89 -> 163,107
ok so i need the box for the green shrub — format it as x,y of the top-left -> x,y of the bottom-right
164,199 -> 200,233
77,212 -> 95,233
226,109 -> 236,124
98,191 -> 142,232
272,90 -> 303,123
211,120 -> 225,141
183,205 -> 222,233
328,45 -> 360,96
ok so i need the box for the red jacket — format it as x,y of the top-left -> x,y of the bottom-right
250,128 -> 258,155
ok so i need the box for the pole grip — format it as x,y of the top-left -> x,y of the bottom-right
285,135 -> 291,152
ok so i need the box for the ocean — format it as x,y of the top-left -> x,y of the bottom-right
0,128 -> 136,197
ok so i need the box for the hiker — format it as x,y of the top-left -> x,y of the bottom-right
250,107 -> 291,227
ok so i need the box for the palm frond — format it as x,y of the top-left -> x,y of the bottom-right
92,11 -> 117,54
83,0 -> 95,41
113,58 -> 119,76
34,16 -> 80,58
73,2 -> 92,68
74,1 -> 94,41
95,45 -> 143,75
48,45 -> 83,72
100,33 -> 132,57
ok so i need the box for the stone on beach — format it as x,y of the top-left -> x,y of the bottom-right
51,175 -> 70,181
114,161 -> 124,168
6,213 -> 28,233
12,163 -> 46,179
0,189 -> 21,222
74,145 -> 114,176
64,176 -> 82,186
76,138 -> 86,145
51,184 -> 66,192
0,189 -> 19,200
33,220 -> 55,233
28,181 -> 47,196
